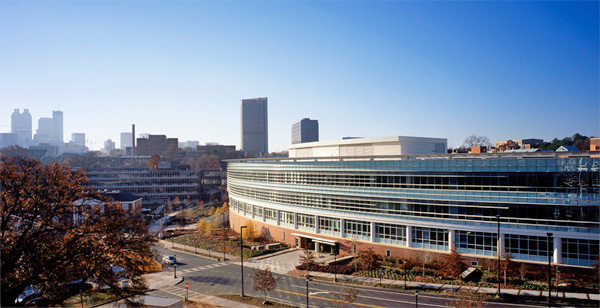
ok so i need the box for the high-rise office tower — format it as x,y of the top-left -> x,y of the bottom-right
53,110 -> 63,142
240,97 -> 268,154
71,133 -> 86,146
11,109 -> 32,146
120,132 -> 133,149
292,118 -> 319,144
104,139 -> 115,153
35,117 -> 54,142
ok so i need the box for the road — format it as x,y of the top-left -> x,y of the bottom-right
152,246 -> 573,308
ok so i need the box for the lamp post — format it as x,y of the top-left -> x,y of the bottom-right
306,275 -> 310,308
240,225 -> 247,297
334,253 -> 337,282
415,290 -> 419,308
195,233 -> 198,254
222,212 -> 226,261
496,214 -> 501,297
547,232 -> 553,308
404,260 -> 407,290
173,255 -> 177,279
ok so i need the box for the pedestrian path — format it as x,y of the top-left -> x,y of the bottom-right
178,262 -> 228,274
307,271 -> 600,301
161,285 -> 207,302
159,239 -> 238,261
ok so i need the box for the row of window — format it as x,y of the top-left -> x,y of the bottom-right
230,199 -> 598,265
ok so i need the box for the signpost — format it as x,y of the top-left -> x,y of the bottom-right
185,282 -> 189,300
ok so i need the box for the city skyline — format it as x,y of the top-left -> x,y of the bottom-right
1,1 -> 598,151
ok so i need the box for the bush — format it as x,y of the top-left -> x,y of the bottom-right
296,264 -> 354,275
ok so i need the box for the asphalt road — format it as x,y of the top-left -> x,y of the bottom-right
152,246 -> 578,308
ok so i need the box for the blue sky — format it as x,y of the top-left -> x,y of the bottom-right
1,1 -> 598,151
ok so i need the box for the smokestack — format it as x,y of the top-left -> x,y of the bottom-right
132,124 -> 135,155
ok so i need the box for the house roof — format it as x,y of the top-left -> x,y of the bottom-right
556,145 -> 580,152
101,191 -> 142,202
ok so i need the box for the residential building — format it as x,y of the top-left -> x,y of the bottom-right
556,145 -> 580,152
292,118 -> 319,144
589,138 -> 600,151
228,137 -> 599,268
0,133 -> 18,148
495,138 -> 543,152
240,97 -> 268,155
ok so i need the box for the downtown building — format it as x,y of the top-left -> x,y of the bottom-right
227,136 -> 599,268
292,118 -> 319,144
240,97 -> 268,155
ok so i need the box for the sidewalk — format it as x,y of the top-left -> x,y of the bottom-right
159,239 -> 238,261
144,270 -> 183,290
307,271 -> 600,301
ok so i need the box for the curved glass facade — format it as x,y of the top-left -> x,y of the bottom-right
228,153 -> 600,267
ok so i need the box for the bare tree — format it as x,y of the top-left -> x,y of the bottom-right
299,248 -> 316,266
332,286 -> 359,308
462,135 -> 492,148
252,267 -> 279,303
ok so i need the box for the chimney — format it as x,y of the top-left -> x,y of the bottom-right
132,124 -> 136,155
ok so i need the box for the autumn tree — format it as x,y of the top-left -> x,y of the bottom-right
207,206 -> 216,216
149,154 -> 161,170
198,220 -> 208,234
0,155 -> 156,307
243,220 -> 256,241
332,286 -> 359,308
299,248 -> 316,266
359,248 -> 380,271
437,248 -> 467,279
252,267 -> 279,303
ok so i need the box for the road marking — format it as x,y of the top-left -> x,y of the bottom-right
162,286 -> 205,301
276,289 -> 386,308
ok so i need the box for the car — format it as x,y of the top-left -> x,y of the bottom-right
162,255 -> 177,264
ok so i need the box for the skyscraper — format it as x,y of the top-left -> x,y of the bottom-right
71,133 -> 86,146
35,117 -> 54,142
240,97 -> 268,154
292,118 -> 319,144
52,110 -> 63,142
104,139 -> 115,153
120,132 -> 133,149
10,109 -> 32,146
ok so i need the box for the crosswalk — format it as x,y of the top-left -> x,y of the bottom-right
161,285 -> 206,302
244,260 -> 296,275
178,262 -> 228,274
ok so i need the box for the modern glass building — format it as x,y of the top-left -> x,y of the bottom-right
227,140 -> 599,268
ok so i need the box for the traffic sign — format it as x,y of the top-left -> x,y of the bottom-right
222,246 -> 227,252
185,282 -> 189,289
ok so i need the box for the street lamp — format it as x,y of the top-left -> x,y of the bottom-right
496,214 -> 501,297
306,275 -> 310,308
334,253 -> 337,282
173,254 -> 177,279
222,212 -> 227,261
547,232 -> 553,308
404,260 -> 407,290
240,225 -> 247,297
415,290 -> 419,308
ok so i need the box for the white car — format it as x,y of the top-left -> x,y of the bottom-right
162,255 -> 177,264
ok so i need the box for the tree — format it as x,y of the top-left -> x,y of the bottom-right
198,220 -> 208,234
149,154 -> 160,170
243,220 -> 256,241
436,248 -> 467,279
299,248 -> 316,266
359,248 -> 380,271
448,290 -> 488,308
207,206 -> 216,216
462,135 -> 491,148
0,155 -> 155,307
332,286 -> 359,308
252,267 -> 279,303
173,197 -> 181,210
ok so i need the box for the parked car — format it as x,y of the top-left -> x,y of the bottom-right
162,255 -> 177,264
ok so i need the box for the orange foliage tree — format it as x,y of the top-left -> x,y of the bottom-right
0,155 -> 156,307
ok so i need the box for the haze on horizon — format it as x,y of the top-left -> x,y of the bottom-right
0,1 -> 598,151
